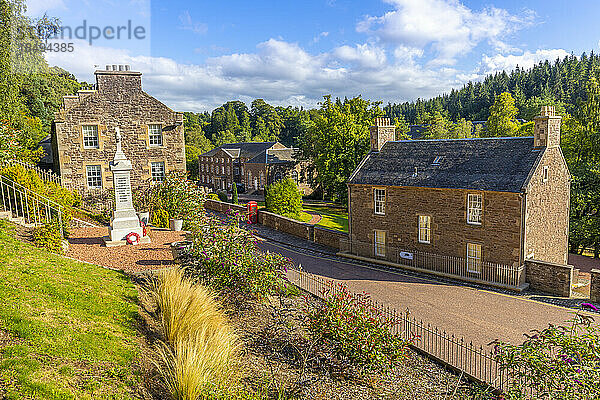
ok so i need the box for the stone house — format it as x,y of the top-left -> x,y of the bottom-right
347,109 -> 570,280
51,65 -> 186,198
198,141 -> 312,195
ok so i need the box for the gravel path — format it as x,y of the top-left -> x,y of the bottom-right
66,227 -> 186,273
304,210 -> 322,225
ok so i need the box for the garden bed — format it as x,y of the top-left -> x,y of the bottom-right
220,290 -> 487,399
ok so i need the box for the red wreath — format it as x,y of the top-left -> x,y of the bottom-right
126,232 -> 141,245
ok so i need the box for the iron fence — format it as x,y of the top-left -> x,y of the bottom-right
340,238 -> 526,290
2,159 -> 63,187
286,267 -> 513,393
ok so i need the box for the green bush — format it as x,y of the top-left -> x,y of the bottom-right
305,282 -> 410,371
265,178 -> 303,218
186,212 -> 292,298
493,313 -> 600,399
232,183 -> 238,205
207,193 -> 219,201
152,209 -> 170,229
32,219 -> 63,254
150,172 -> 205,223
217,191 -> 228,203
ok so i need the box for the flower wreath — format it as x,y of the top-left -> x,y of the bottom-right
126,232 -> 141,245
140,221 -> 148,236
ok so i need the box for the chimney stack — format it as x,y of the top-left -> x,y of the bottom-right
534,106 -> 561,148
370,117 -> 395,152
95,65 -> 141,94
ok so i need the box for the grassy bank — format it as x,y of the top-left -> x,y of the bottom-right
302,205 -> 348,232
0,220 -> 145,399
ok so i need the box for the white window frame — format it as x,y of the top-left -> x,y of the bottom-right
467,194 -> 483,225
82,125 -> 99,149
467,243 -> 482,274
86,165 -> 102,189
151,161 -> 166,183
148,124 -> 163,147
374,188 -> 386,215
542,166 -> 549,183
374,229 -> 386,257
418,215 -> 431,244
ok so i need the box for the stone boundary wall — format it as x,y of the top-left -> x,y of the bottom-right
258,210 -> 313,241
203,199 -> 349,249
525,259 -> 573,297
314,226 -> 348,250
204,199 -> 246,214
591,269 -> 600,303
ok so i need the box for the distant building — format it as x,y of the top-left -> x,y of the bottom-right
198,142 -> 312,195
51,66 -> 186,198
347,109 -> 570,274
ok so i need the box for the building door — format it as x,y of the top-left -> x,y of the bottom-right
253,176 -> 258,190
466,243 -> 482,273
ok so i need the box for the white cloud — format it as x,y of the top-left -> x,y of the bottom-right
357,0 -> 534,65
332,43 -> 387,69
481,49 -> 569,74
312,31 -> 329,43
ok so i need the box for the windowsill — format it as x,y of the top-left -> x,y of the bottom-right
374,212 -> 385,216
418,240 -> 430,244
83,147 -> 100,150
467,221 -> 482,226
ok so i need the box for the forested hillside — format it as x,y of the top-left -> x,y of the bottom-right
384,52 -> 600,123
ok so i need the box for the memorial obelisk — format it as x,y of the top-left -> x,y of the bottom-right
104,127 -> 149,246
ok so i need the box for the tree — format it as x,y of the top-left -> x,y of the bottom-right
213,130 -> 237,147
264,178 -> 302,218
297,95 -> 382,202
485,92 -> 521,137
232,181 -> 238,204
394,114 -> 411,140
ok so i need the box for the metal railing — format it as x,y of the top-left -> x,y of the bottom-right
340,239 -> 526,289
0,175 -> 65,237
1,159 -> 63,187
286,267 -> 512,394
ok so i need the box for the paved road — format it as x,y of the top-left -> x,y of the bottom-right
258,240 -> 596,348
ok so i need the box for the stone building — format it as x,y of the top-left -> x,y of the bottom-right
198,141 -> 312,195
51,65 -> 186,198
347,109 -> 570,276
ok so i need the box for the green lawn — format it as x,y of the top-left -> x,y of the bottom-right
303,205 -> 348,232
0,220 -> 144,399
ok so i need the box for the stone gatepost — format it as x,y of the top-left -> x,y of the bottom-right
104,128 -> 150,247
591,269 -> 600,304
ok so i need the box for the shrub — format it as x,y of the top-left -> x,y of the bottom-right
132,184 -> 152,212
32,219 -> 64,254
217,190 -> 228,203
493,313 -> 600,400
265,178 -> 302,218
150,172 -> 205,223
186,212 -> 292,298
305,282 -> 410,371
207,193 -> 219,201
152,209 -> 170,229
232,183 -> 238,205
151,268 -> 237,397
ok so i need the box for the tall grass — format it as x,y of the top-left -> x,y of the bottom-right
151,268 -> 238,399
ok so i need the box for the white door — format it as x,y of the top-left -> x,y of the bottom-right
253,177 -> 258,190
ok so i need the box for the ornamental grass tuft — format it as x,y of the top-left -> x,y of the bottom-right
151,268 -> 238,398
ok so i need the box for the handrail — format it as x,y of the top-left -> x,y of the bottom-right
0,174 -> 65,237
1,159 -> 63,187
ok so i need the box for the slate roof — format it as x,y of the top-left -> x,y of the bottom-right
244,148 -> 298,164
201,142 -> 278,159
349,137 -> 544,193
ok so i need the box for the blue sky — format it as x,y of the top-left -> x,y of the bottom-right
26,0 -> 600,111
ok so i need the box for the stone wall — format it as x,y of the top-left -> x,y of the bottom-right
258,210 -> 313,241
525,259 -> 573,297
314,226 -> 348,250
204,199 -> 246,214
524,146 -> 571,265
348,184 -> 523,266
52,69 -> 186,197
591,269 -> 600,303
